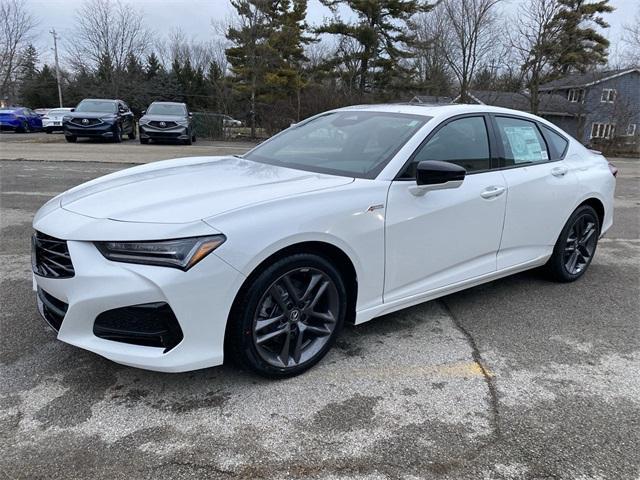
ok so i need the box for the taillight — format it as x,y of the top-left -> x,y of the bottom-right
608,162 -> 618,177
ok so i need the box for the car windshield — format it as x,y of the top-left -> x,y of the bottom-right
244,111 -> 429,179
48,109 -> 69,116
75,100 -> 116,113
147,104 -> 186,116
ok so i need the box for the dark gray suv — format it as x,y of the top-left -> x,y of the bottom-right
63,99 -> 136,143
138,102 -> 195,145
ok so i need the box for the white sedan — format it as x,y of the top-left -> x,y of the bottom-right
42,107 -> 73,133
32,104 -> 616,377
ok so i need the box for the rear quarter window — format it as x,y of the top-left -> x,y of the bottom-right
541,125 -> 569,159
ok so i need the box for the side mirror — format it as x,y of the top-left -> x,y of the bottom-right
141,110 -> 146,115
70,108 -> 75,112
188,112 -> 192,117
410,160 -> 466,196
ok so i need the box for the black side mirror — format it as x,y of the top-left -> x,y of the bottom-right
411,160 -> 466,196
70,108 -> 75,112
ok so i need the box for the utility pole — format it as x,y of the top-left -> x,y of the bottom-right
50,29 -> 63,107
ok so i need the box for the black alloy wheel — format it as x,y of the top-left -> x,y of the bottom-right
128,123 -> 136,140
547,205 -> 600,282
229,253 -> 346,377
113,124 -> 122,143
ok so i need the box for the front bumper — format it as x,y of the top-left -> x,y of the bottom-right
139,124 -> 189,141
64,122 -> 116,138
33,233 -> 245,373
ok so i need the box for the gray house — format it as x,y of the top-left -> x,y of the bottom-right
452,90 -> 580,137
539,68 -> 640,145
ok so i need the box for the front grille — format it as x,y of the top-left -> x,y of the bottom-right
37,288 -> 68,331
148,120 -> 178,129
94,302 -> 184,352
70,117 -> 102,127
32,231 -> 75,278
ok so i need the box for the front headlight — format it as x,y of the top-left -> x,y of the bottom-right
139,117 -> 150,125
63,115 -> 72,122
95,235 -> 226,270
100,115 -> 116,122
176,120 -> 189,126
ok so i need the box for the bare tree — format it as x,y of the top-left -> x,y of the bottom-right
0,0 -> 37,104
438,0 -> 502,102
409,9 -> 453,95
507,0 -> 562,114
67,0 -> 151,95
621,7 -> 640,66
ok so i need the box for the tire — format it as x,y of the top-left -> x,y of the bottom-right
45,128 -> 52,134
65,135 -> 77,143
227,253 -> 347,378
545,205 -> 600,282
128,125 -> 136,140
183,135 -> 192,145
113,124 -> 122,143
18,121 -> 30,133
192,133 -> 196,143
140,137 -> 149,144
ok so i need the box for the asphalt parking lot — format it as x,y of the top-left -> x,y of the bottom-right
0,139 -> 638,479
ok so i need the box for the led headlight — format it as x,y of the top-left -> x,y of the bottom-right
139,118 -> 150,125
176,120 -> 189,126
95,235 -> 226,271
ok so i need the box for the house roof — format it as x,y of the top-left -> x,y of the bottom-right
538,68 -> 640,91
409,95 -> 453,105
455,90 -> 580,116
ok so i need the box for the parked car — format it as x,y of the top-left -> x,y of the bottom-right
138,101 -> 195,145
34,108 -> 52,118
222,115 -> 242,127
32,104 -> 615,378
42,108 -> 73,133
0,107 -> 43,132
63,99 -> 136,143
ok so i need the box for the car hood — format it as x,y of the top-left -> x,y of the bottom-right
141,114 -> 187,122
59,156 -> 354,224
69,112 -> 115,119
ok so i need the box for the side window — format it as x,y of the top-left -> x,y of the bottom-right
406,116 -> 491,176
495,116 -> 549,167
541,125 -> 569,158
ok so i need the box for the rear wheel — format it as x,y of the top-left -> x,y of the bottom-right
228,253 -> 346,377
18,121 -> 30,133
128,125 -> 136,140
546,205 -> 600,282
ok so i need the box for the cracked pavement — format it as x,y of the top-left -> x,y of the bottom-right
1,154 -> 638,479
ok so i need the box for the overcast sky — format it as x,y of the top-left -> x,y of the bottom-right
27,0 -> 637,66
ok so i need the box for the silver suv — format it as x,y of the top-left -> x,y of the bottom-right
138,102 -> 195,145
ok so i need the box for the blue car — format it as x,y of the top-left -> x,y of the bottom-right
0,107 -> 43,132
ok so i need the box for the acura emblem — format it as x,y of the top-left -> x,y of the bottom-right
82,118 -> 89,125
159,121 -> 166,127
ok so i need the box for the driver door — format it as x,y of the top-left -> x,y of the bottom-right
384,115 -> 507,302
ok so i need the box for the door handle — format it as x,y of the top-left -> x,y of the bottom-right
551,166 -> 568,177
480,186 -> 506,199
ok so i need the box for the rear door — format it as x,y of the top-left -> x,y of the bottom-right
384,114 -> 508,302
491,115 -> 579,269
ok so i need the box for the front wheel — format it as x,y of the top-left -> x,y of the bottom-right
128,125 -> 136,140
113,124 -> 122,143
65,135 -> 77,143
546,205 -> 600,282
228,254 -> 347,378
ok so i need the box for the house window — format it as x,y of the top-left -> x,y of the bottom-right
600,88 -> 616,103
567,88 -> 584,103
590,123 -> 616,139
625,124 -> 637,136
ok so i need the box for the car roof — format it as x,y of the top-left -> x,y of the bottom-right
334,103 -> 547,122
150,101 -> 186,106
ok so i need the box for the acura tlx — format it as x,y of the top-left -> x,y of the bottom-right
32,104 -> 616,377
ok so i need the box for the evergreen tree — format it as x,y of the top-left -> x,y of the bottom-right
20,44 -> 39,81
552,0 -> 614,74
145,52 -> 163,79
317,0 -> 429,95
226,0 -> 279,136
